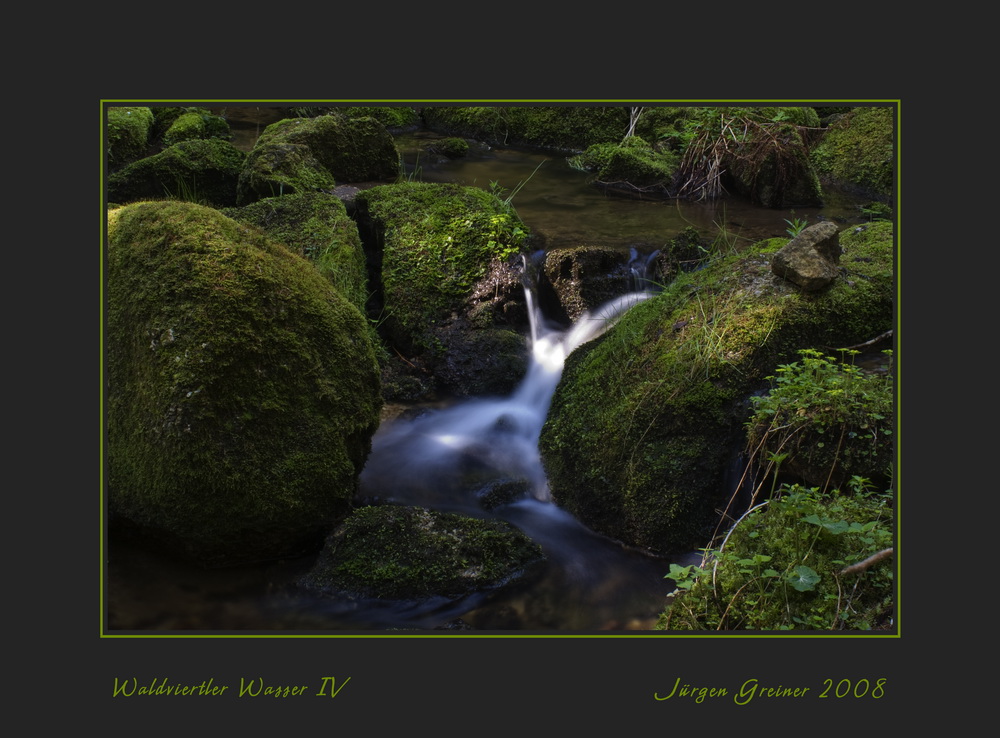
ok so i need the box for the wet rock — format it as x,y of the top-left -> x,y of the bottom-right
543,246 -> 631,321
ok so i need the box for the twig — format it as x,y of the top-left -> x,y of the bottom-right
833,330 -> 893,352
839,548 -> 893,576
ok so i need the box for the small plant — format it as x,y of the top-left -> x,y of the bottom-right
397,150 -> 423,183
657,482 -> 894,631
489,159 -> 545,211
784,212 -> 808,237
744,347 -> 894,494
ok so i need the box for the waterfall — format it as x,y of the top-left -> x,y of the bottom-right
358,255 -> 654,510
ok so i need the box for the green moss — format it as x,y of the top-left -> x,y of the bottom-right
107,201 -> 382,565
356,182 -> 529,354
569,136 -> 679,191
107,138 -> 246,208
342,106 -> 420,129
163,110 -> 231,147
107,107 -> 154,166
422,106 -> 630,151
223,192 -> 369,313
237,113 -> 398,204
539,221 -> 894,554
299,505 -> 544,600
811,106 -> 894,199
658,483 -> 894,631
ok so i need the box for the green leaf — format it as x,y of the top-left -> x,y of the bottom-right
786,565 -> 821,592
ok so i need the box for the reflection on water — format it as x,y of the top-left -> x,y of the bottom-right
393,131 -> 870,252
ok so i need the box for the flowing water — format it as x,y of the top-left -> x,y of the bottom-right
106,109 -> 877,632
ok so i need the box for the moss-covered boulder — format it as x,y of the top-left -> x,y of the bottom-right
107,200 -> 382,566
538,221 -> 894,555
568,136 -> 680,195
341,106 -> 421,131
162,109 -> 231,147
298,505 -> 545,601
107,107 -> 154,168
236,113 -> 399,204
107,138 -> 246,207
745,347 -> 894,491
354,182 -> 530,398
811,106 -> 894,201
223,192 -> 369,313
422,106 -> 631,152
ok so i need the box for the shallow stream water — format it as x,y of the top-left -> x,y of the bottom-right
106,108 -> 877,632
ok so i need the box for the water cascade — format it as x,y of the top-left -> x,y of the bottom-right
354,257 -> 672,629
359,269 -> 652,510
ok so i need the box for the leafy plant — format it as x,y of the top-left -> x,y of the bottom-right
658,481 -> 894,631
744,347 -> 894,494
784,213 -> 808,237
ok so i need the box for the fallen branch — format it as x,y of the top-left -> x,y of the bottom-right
840,547 -> 893,576
834,330 -> 893,352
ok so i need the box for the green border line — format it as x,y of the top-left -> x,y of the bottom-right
100,99 -> 901,639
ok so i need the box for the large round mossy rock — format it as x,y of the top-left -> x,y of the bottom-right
236,113 -> 399,205
107,200 -> 382,566
539,221 -> 894,555
298,505 -> 545,601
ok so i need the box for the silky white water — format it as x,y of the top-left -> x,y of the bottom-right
358,287 -> 652,509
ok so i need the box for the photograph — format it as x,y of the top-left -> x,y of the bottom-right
102,101 -> 898,638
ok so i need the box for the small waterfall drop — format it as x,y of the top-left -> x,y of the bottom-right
358,261 -> 652,510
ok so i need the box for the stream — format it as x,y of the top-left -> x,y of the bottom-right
105,109 -> 876,632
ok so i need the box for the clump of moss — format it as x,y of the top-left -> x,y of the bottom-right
355,182 -> 529,355
107,107 -> 154,167
163,109 -> 231,147
811,106 -> 894,200
223,192 -> 369,313
428,137 -> 470,159
657,481 -> 894,631
569,136 -> 679,193
107,138 -> 246,207
107,200 -> 382,566
298,505 -> 544,600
